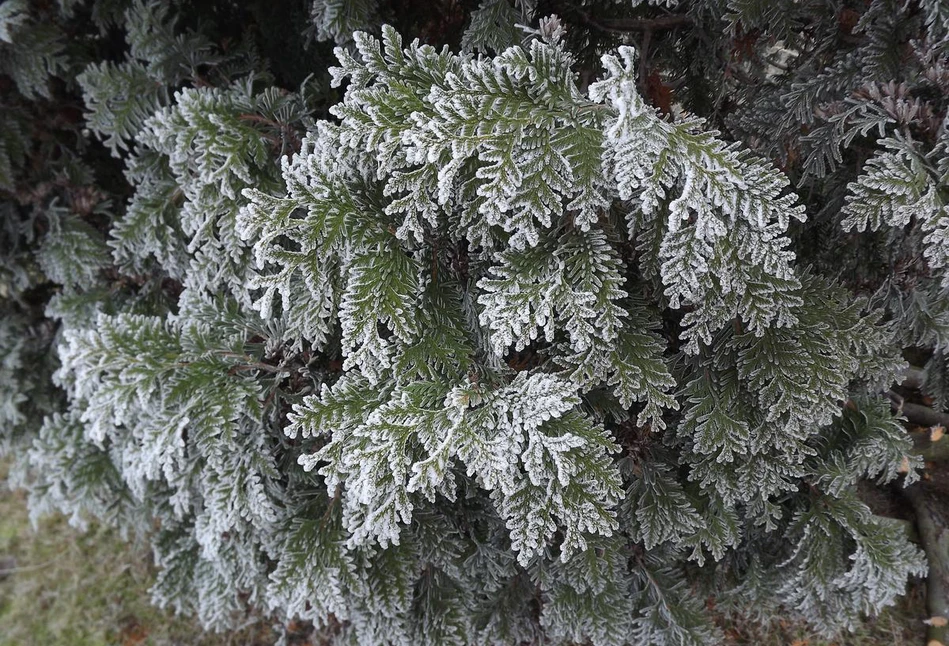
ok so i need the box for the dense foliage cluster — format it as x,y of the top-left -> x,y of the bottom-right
1,0 -> 948,644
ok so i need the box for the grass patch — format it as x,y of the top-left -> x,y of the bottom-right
717,592 -> 927,645
0,464 -> 270,646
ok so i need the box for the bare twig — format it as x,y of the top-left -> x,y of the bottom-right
908,430 -> 949,462
579,12 -> 694,34
887,390 -> 949,430
904,484 -> 949,645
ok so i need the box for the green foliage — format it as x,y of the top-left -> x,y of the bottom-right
0,0 -> 67,99
0,0 -> 944,644
462,0 -> 522,54
778,492 -> 926,631
307,0 -> 379,44
78,60 -> 170,154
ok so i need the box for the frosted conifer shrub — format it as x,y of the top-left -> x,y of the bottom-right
2,1 -> 947,644
238,26 -> 923,642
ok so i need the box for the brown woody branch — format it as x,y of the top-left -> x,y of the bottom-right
887,390 -> 949,430
903,484 -> 949,645
575,10 -> 693,35
909,430 -> 949,462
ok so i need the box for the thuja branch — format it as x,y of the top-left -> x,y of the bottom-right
176,351 -> 288,374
